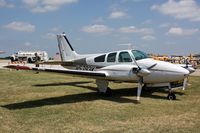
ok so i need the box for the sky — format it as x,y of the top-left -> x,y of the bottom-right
0,0 -> 200,57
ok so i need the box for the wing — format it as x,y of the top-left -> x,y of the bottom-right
5,65 -> 107,79
39,61 -> 63,65
39,61 -> 76,68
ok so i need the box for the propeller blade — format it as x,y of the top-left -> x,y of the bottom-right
132,57 -> 141,69
183,77 -> 188,90
147,63 -> 157,70
137,78 -> 143,101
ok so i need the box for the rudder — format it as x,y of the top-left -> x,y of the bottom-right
57,33 -> 78,61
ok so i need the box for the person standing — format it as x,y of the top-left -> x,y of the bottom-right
35,53 -> 41,67
35,53 -> 41,74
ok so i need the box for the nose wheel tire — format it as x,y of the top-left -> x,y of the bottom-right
167,93 -> 176,100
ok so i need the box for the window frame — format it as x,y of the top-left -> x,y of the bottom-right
107,52 -> 117,62
94,54 -> 106,62
118,51 -> 132,62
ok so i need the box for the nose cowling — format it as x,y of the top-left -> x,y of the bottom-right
186,66 -> 195,74
177,66 -> 190,76
156,61 -> 190,82
137,59 -> 190,83
156,60 -> 190,76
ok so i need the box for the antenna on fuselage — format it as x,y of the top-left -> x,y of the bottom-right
118,43 -> 133,50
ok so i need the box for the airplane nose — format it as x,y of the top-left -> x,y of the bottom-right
155,60 -> 190,77
178,66 -> 190,76
187,67 -> 195,74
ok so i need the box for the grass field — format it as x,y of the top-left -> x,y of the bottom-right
0,69 -> 200,133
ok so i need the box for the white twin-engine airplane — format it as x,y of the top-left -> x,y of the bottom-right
8,33 -> 194,101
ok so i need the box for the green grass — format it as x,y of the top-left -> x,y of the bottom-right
0,69 -> 200,133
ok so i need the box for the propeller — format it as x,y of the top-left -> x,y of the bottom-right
182,59 -> 193,90
185,58 -> 190,69
132,59 -> 157,101
182,77 -> 188,90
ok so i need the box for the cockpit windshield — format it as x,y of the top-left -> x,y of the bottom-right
131,50 -> 149,60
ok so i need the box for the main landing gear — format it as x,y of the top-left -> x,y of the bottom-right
96,79 -> 112,97
96,79 -> 177,100
105,87 -> 112,97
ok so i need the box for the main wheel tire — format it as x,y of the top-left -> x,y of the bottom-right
105,87 -> 112,97
28,58 -> 32,63
10,57 -> 15,62
143,86 -> 153,92
167,93 -> 176,100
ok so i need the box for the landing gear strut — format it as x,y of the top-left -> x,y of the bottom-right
96,79 -> 112,97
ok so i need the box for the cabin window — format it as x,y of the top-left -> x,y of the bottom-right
107,52 -> 117,62
118,52 -> 132,62
94,54 -> 106,62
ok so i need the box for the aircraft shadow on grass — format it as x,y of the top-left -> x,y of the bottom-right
1,81 -> 184,110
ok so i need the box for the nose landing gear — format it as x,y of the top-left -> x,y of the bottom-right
167,92 -> 176,100
167,84 -> 176,100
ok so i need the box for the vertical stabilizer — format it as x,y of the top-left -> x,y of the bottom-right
57,33 -> 78,61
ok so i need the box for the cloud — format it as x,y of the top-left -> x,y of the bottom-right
24,42 -> 32,46
118,26 -> 154,35
50,28 -> 59,32
81,25 -> 154,36
22,0 -> 78,13
43,32 -> 56,39
42,27 -> 61,39
82,24 -> 113,33
121,0 -> 145,3
94,17 -> 105,23
142,35 -> 156,40
142,19 -> 153,25
167,27 -> 199,36
3,21 -> 35,32
0,0 -> 15,8
151,0 -> 200,22
159,23 -> 171,28
109,11 -> 129,19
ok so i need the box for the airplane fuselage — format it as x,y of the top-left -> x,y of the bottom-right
60,49 -> 189,84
